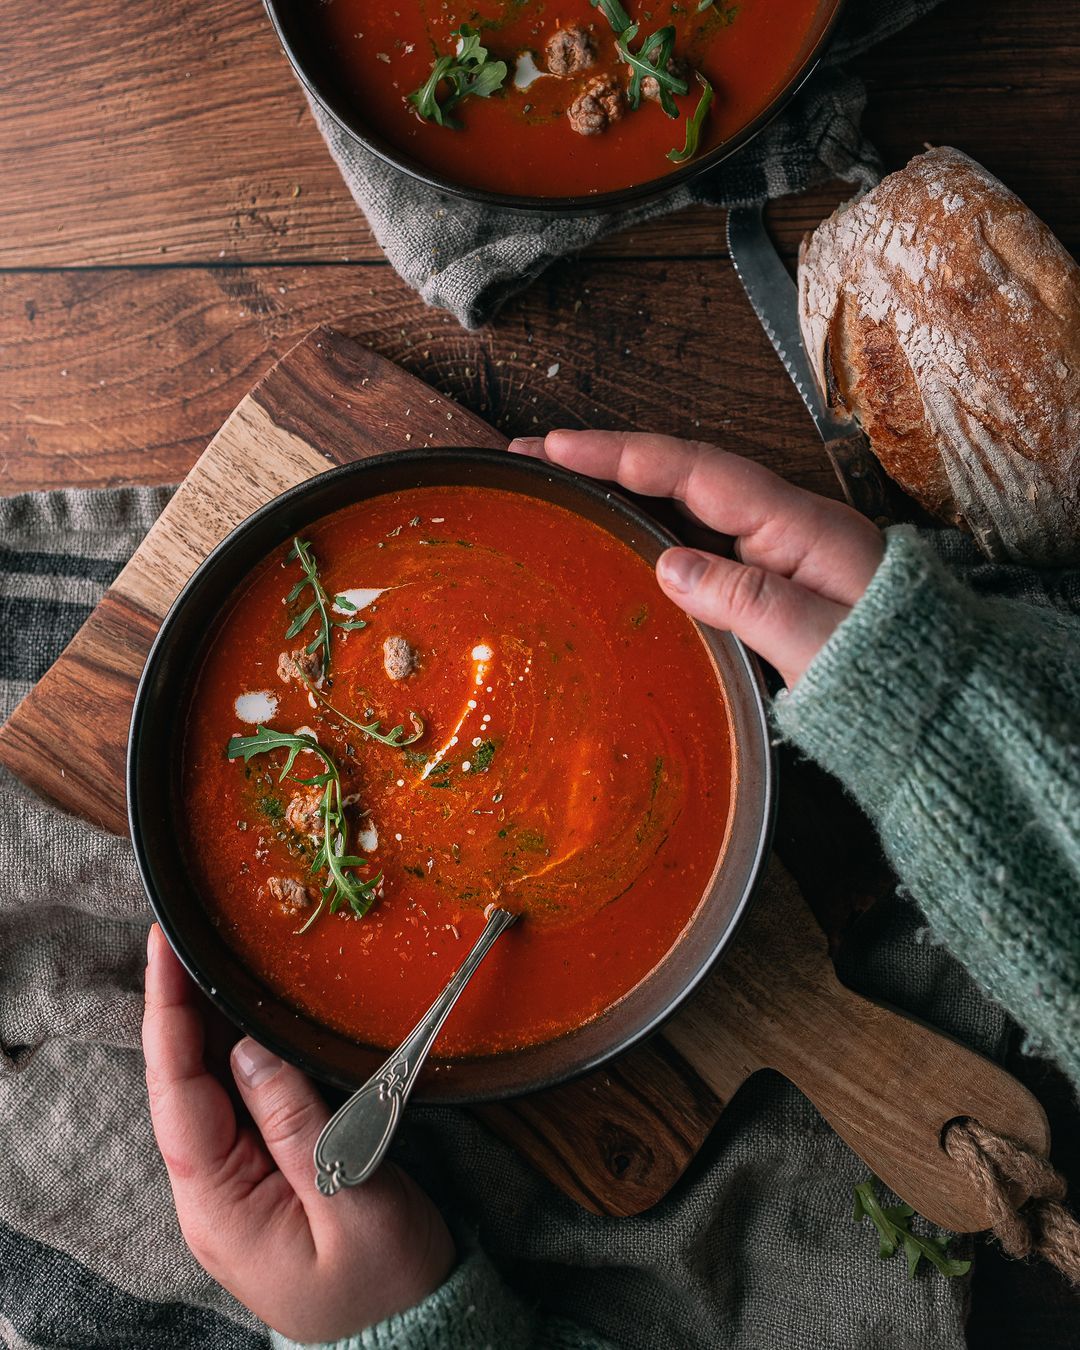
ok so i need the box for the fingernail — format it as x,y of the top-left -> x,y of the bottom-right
507,436 -> 545,456
146,925 -> 156,965
658,549 -> 708,594
232,1038 -> 283,1089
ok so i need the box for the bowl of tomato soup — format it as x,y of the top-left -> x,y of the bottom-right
266,0 -> 845,208
129,449 -> 773,1101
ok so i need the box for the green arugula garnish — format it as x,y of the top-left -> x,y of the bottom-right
353,715 -> 425,748
409,26 -> 508,128
590,0 -> 632,32
667,73 -> 713,162
282,539 -> 424,749
298,674 -> 425,751
283,537 -> 366,680
853,1180 -> 972,1280
618,25 -> 688,117
228,726 -> 381,932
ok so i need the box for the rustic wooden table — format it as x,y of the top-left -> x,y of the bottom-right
2,0 -> 1078,1343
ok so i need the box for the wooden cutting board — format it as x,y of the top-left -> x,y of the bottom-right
0,325 -> 1049,1229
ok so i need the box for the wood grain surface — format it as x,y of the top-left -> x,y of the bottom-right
0,260 -> 838,496
0,326 -> 1049,1229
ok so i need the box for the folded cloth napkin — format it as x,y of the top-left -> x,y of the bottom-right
311,0 -> 943,326
0,483 -> 1043,1350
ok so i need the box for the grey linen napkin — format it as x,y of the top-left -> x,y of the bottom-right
312,0 -> 943,327
0,483 -> 1022,1350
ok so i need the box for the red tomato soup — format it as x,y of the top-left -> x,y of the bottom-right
182,486 -> 734,1056
308,0 -> 825,196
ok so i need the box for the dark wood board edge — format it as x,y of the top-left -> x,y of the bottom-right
0,590 -> 160,831
250,327 -> 508,457
476,1035 -> 724,1217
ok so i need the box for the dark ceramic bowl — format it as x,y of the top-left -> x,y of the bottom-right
264,0 -> 846,212
128,449 -> 774,1102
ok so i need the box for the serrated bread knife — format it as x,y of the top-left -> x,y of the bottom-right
726,203 -> 897,523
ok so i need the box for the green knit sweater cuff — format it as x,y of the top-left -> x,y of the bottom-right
773,525 -> 972,817
267,1247 -> 605,1350
772,524 -> 1080,1086
268,1250 -> 523,1350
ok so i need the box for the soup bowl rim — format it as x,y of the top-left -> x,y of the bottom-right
128,447 -> 776,1103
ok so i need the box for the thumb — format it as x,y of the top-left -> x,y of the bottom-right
656,547 -> 848,688
231,1038 -> 330,1195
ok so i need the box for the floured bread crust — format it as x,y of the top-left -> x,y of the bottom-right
798,146 -> 1080,563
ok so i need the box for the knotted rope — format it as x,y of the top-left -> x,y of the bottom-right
944,1118 -> 1080,1286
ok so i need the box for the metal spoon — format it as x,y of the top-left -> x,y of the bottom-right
313,905 -> 517,1196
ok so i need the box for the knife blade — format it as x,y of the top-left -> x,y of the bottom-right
726,203 -> 896,523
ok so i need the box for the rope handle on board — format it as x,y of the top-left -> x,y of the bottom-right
944,1118 -> 1080,1285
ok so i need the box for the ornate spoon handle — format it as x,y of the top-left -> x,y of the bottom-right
314,906 -> 517,1196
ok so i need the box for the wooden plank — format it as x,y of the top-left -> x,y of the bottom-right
0,260 -> 840,499
474,1036 -> 726,1216
0,0 -> 1076,268
0,0 -> 366,267
860,5 -> 1080,246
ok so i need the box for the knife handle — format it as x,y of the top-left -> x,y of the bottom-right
824,430 -> 901,527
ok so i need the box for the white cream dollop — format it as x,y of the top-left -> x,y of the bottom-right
333,587 -> 388,615
513,51 -> 548,90
234,691 -> 278,724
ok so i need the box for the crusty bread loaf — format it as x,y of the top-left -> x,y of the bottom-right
798,146 -> 1080,563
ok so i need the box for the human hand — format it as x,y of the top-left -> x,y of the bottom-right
508,430 -> 885,688
142,925 -> 454,1344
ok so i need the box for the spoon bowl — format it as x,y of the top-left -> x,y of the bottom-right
314,907 -> 517,1194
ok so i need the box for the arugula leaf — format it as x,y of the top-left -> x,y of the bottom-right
667,73 -> 713,163
853,1180 -> 972,1279
282,538 -> 365,680
330,593 -> 368,632
227,726 -> 381,930
298,674 -> 425,751
355,714 -> 426,748
590,0 -> 632,31
409,26 -> 508,129
618,25 -> 687,117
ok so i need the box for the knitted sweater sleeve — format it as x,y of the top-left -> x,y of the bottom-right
268,1250 -> 615,1350
773,526 -> 1080,1086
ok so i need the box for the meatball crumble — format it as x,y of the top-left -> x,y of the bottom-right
545,25 -> 596,76
567,75 -> 625,136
